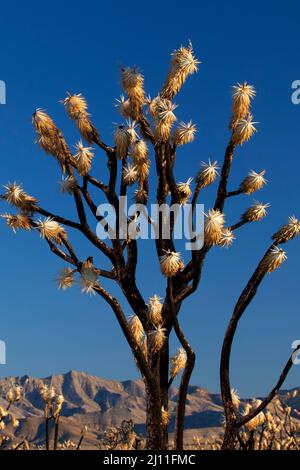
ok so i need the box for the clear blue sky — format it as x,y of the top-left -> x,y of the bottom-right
0,1 -> 300,398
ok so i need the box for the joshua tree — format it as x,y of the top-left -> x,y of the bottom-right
0,384 -> 22,449
38,382 -> 64,450
1,43 -> 300,450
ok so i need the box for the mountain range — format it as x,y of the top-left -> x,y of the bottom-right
0,370 -> 299,448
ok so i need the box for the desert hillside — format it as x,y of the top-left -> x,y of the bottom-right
0,371 -> 299,448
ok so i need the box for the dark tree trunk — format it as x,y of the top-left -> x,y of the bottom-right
222,423 -> 238,450
144,338 -> 170,450
160,341 -> 169,449
174,351 -> 195,450
145,388 -> 164,450
53,416 -> 60,450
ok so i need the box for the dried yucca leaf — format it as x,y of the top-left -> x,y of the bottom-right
37,217 -> 67,244
136,161 -> 150,184
177,177 -> 193,205
261,246 -> 287,273
147,95 -> 161,117
130,140 -> 150,184
126,119 -> 139,143
204,209 -> 225,245
159,250 -> 182,277
123,164 -> 138,186
38,382 -> 56,403
154,99 -> 177,142
128,315 -> 144,344
170,348 -> 187,379
33,109 -> 70,170
161,42 -> 200,99
1,213 -> 33,233
242,202 -> 269,222
63,93 -> 88,118
74,141 -> 94,176
32,109 -> 57,134
272,216 -> 300,244
140,335 -> 148,360
59,175 -> 77,194
232,114 -> 257,145
57,267 -> 75,290
196,160 -> 219,188
121,67 -> 144,93
76,114 -> 98,145
116,95 -> 132,118
80,259 -> 99,295
231,388 -> 240,410
121,67 -> 145,119
246,412 -> 265,430
219,228 -> 235,248
114,125 -> 130,159
63,93 -> 99,145
149,325 -> 167,353
3,183 -> 38,212
230,82 -> 256,127
148,295 -> 163,326
244,399 -> 265,431
134,186 -> 148,205
131,139 -> 149,161
239,170 -> 266,194
173,121 -> 196,146
161,407 -> 170,426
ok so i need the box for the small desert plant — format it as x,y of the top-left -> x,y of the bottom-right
59,426 -> 88,451
236,391 -> 300,450
192,390 -> 300,451
102,420 -> 143,450
37,382 -> 88,450
38,381 -> 64,450
0,384 -> 21,449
